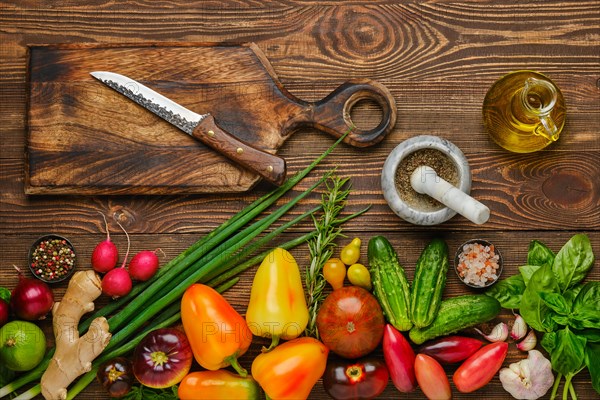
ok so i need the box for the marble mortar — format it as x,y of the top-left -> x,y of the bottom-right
381,135 -> 471,225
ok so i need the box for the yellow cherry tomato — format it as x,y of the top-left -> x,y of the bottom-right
323,258 -> 346,290
347,263 -> 372,290
340,238 -> 361,265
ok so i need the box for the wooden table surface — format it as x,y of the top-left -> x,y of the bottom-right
1,1 -> 599,399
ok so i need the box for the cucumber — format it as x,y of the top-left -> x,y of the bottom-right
368,236 -> 413,331
410,239 -> 449,328
409,295 -> 501,344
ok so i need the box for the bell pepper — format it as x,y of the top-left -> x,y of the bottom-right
178,370 -> 261,400
251,337 -> 328,400
245,248 -> 309,350
419,335 -> 483,364
383,324 -> 416,393
181,284 -> 252,376
323,356 -> 389,400
453,341 -> 508,393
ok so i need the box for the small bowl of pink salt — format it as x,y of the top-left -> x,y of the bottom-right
454,239 -> 502,288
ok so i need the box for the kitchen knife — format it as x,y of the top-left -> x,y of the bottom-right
90,71 -> 286,186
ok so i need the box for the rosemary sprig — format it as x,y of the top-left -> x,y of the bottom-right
304,174 -> 353,338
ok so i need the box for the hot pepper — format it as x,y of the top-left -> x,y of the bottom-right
245,248 -> 309,350
178,370 -> 261,400
382,324 -> 416,393
251,337 -> 328,400
181,284 -> 252,376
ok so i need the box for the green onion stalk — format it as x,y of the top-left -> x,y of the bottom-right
2,133 -> 355,399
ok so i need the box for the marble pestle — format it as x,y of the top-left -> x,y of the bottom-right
410,165 -> 490,225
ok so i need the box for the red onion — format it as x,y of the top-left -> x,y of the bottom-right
10,266 -> 54,320
0,298 -> 9,327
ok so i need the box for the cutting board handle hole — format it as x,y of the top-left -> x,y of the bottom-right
349,98 -> 384,131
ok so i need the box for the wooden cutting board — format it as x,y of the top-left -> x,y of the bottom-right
26,43 -> 396,195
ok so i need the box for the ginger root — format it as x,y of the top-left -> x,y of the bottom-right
41,270 -> 112,400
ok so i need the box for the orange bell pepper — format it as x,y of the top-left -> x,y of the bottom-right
246,248 -> 309,350
251,337 -> 329,400
181,284 -> 252,376
178,370 -> 261,400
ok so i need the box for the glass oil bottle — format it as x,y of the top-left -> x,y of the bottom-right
483,71 -> 566,153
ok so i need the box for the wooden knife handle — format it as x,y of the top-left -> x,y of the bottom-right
191,115 -> 287,186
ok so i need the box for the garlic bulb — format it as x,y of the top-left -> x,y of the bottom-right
500,350 -> 554,399
474,322 -> 509,342
511,314 -> 528,340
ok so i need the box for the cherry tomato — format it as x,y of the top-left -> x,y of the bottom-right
323,258 -> 346,290
453,341 -> 508,393
414,354 -> 451,400
97,357 -> 133,398
347,264 -> 372,291
341,238 -> 361,265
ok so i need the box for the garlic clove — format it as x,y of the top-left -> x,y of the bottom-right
475,322 -> 509,342
517,330 -> 537,351
511,313 -> 528,340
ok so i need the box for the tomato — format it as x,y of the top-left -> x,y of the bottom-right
347,264 -> 371,291
341,238 -> 361,265
414,354 -> 451,400
383,324 -> 416,393
323,356 -> 389,400
453,341 -> 508,393
419,336 -> 483,364
323,258 -> 346,290
316,286 -> 384,359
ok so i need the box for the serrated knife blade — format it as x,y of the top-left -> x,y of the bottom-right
90,71 -> 286,185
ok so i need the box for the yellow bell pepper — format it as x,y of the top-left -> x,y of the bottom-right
246,248 -> 309,350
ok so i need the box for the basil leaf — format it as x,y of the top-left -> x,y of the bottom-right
585,342 -> 600,395
527,240 -> 555,268
570,282 -> 600,330
552,234 -> 594,293
574,328 -> 600,343
550,326 -> 587,376
539,292 -> 571,315
541,331 -> 558,353
485,274 -> 525,309
519,265 -> 541,286
520,264 -> 559,332
563,285 -> 583,308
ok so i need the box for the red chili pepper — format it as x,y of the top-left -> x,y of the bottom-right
323,356 -> 389,400
453,341 -> 508,393
382,324 -> 416,393
419,335 -> 483,364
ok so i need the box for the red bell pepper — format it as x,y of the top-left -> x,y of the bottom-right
382,324 -> 416,392
322,356 -> 389,400
414,354 -> 451,400
419,335 -> 483,364
453,341 -> 508,393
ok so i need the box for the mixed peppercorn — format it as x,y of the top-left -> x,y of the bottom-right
30,237 -> 76,282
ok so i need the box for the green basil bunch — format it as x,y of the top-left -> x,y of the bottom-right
486,234 -> 599,399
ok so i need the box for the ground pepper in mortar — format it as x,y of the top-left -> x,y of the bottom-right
395,149 -> 459,211
30,237 -> 76,282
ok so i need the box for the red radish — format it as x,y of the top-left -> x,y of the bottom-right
10,266 -> 54,320
102,220 -> 132,298
92,212 -> 119,273
128,249 -> 161,281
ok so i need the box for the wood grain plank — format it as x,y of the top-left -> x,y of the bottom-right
0,230 -> 598,399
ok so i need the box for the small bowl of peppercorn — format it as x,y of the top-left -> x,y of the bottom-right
29,234 -> 77,283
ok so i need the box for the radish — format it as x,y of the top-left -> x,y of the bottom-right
102,219 -> 132,298
128,249 -> 162,281
92,212 -> 119,273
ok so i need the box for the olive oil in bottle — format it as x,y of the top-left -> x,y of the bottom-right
483,71 -> 566,153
